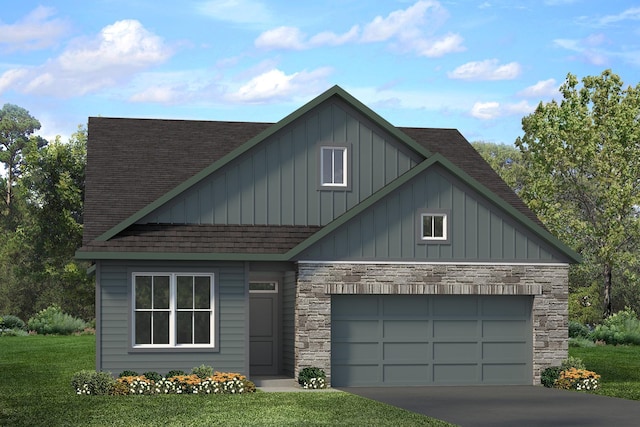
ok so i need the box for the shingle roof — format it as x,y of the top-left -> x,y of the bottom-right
83,118 -> 271,244
80,224 -> 322,254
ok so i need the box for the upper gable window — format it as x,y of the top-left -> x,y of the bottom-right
420,212 -> 448,241
320,146 -> 348,188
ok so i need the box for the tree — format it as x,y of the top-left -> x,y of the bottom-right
0,104 -> 44,225
516,70 -> 640,317
471,141 -> 527,193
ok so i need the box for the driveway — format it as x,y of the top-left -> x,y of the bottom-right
338,386 -> 640,426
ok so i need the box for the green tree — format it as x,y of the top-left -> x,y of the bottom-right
471,141 -> 527,193
516,70 -> 640,317
0,104 -> 43,226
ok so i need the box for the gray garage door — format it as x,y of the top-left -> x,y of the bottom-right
331,295 -> 532,386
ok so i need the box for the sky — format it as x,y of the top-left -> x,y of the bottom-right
1,0 -> 639,145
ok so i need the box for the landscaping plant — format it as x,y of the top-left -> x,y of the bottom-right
27,305 -> 87,335
298,367 -> 327,389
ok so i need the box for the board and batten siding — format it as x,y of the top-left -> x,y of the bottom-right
298,165 -> 563,262
97,260 -> 248,375
282,270 -> 296,377
138,99 -> 422,227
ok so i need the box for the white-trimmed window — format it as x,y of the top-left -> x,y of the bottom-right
132,273 -> 215,348
421,213 -> 447,241
320,146 -> 348,187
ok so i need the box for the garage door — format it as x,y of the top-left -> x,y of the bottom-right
331,295 -> 532,386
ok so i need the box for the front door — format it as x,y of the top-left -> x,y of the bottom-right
249,281 -> 279,375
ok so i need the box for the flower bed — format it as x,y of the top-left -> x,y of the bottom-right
554,368 -> 600,391
72,370 -> 255,395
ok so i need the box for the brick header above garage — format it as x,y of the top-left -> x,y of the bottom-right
295,262 -> 568,386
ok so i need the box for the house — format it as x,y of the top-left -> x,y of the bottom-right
76,86 -> 580,387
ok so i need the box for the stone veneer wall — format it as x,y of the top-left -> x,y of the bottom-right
294,263 -> 568,386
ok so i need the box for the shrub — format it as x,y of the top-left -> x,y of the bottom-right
591,307 -> 640,345
117,376 -> 154,395
541,366 -> 562,388
298,367 -> 327,389
560,356 -> 586,371
27,305 -> 87,335
167,370 -> 186,378
142,371 -> 163,382
0,314 -> 26,331
119,370 -> 139,377
569,337 -> 596,348
191,364 -> 214,379
71,370 -> 115,395
568,321 -> 590,339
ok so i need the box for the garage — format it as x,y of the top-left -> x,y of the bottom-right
331,294 -> 532,387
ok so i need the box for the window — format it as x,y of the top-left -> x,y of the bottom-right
132,273 -> 215,348
320,146 -> 348,187
421,213 -> 448,241
249,281 -> 278,293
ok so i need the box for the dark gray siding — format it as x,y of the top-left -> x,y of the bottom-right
299,165 -> 561,262
139,99 -> 422,226
98,260 -> 247,375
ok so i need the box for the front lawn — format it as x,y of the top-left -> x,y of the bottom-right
0,335 -> 451,427
570,345 -> 640,400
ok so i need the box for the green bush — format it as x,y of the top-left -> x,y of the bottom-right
71,370 -> 115,395
561,356 -> 586,371
27,305 -> 87,335
591,307 -> 640,345
569,321 -> 591,339
541,366 -> 561,388
191,364 -> 214,379
0,315 -> 26,331
569,337 -> 596,348
298,367 -> 327,389
143,371 -> 163,382
541,356 -> 587,388
167,370 -> 186,378
118,370 -> 139,377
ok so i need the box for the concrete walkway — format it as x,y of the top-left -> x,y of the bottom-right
339,385 -> 640,427
252,376 -> 340,392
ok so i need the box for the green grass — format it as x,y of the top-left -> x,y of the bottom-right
570,345 -> 640,400
0,335 -> 452,427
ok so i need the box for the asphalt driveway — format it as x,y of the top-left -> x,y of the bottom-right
338,386 -> 640,426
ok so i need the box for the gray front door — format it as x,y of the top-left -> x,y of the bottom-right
250,281 -> 279,375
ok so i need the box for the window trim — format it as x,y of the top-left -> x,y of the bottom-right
319,145 -> 350,190
417,209 -> 451,244
130,272 -> 217,351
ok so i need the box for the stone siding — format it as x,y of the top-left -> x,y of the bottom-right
294,263 -> 568,386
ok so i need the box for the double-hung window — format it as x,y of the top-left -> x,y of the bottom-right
132,273 -> 215,348
320,146 -> 348,187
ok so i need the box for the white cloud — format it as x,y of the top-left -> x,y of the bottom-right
554,34 -> 610,66
309,25 -> 360,47
518,79 -> 558,98
196,0 -> 274,25
227,67 -> 333,104
0,68 -> 28,94
448,59 -> 522,80
253,0 -> 464,57
471,100 -> 534,120
254,26 -> 306,50
471,101 -> 500,119
0,6 -> 69,51
596,7 -> 640,27
361,0 -> 443,43
0,20 -> 172,98
414,33 -> 465,58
